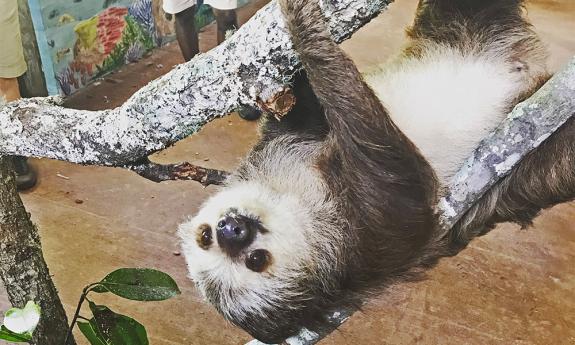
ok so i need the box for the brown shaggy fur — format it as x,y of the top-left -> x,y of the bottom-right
205,0 -> 575,341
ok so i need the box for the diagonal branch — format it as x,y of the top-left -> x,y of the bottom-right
438,56 -> 575,231
0,0 -> 392,167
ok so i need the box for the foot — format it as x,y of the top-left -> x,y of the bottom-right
238,106 -> 261,121
13,157 -> 37,191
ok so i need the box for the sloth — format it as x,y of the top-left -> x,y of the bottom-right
179,0 -> 575,342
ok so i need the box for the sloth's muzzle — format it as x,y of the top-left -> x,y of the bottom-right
216,214 -> 256,257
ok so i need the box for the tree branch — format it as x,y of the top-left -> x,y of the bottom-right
438,56 -> 575,231
0,157 -> 74,345
125,159 -> 229,186
0,0 -> 392,167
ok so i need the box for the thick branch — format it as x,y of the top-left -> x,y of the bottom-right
0,0 -> 572,343
0,157 -> 74,345
0,0 -> 392,166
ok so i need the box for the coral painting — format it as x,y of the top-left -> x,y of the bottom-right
34,0 -> 203,95
35,0 -> 216,95
47,0 -> 156,95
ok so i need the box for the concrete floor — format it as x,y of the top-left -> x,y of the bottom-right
2,0 -> 574,344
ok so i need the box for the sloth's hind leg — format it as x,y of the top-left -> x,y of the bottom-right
451,118 -> 575,247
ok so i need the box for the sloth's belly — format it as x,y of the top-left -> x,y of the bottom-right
366,48 -> 528,184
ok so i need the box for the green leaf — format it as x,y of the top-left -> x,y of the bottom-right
77,321 -> 107,345
0,326 -> 32,342
92,268 -> 180,301
89,302 -> 149,345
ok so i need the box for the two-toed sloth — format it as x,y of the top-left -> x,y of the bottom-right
179,0 -> 575,342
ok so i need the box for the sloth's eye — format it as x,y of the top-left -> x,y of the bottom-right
196,224 -> 212,249
245,249 -> 271,272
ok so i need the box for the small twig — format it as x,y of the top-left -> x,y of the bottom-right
65,283 -> 100,345
56,173 -> 70,180
125,159 -> 229,186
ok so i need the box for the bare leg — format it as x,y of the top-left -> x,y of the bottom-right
174,5 -> 199,62
0,77 -> 21,104
213,8 -> 238,44
0,78 -> 37,190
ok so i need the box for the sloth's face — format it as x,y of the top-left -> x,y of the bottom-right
179,180 -> 345,343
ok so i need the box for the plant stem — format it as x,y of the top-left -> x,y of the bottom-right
64,283 -> 99,344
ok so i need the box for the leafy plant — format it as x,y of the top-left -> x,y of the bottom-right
0,301 -> 41,343
65,268 -> 180,345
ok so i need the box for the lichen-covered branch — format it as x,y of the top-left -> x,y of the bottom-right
0,0 -> 392,167
1,0 -> 572,342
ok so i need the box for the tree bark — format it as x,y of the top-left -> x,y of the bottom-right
126,159 -> 229,186
0,0 -> 393,167
0,157 -> 74,345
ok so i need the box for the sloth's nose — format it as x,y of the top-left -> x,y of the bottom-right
216,215 -> 254,256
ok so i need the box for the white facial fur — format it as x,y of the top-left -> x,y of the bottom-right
179,138 -> 344,321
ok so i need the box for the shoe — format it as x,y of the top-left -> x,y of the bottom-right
13,156 -> 37,191
238,106 -> 261,121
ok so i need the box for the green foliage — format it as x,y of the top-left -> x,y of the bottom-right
0,301 -> 41,343
0,326 -> 32,343
78,321 -> 107,345
92,268 -> 181,301
69,268 -> 180,345
88,302 -> 149,345
95,16 -> 156,78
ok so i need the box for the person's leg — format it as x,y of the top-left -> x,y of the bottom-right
213,5 -> 261,121
0,77 -> 20,103
0,79 -> 36,191
213,8 -> 238,44
174,5 -> 199,61
0,1 -> 37,191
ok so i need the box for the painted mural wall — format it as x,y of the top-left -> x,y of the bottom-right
32,0 -> 212,96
